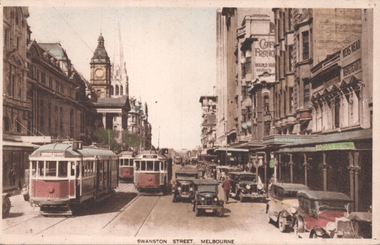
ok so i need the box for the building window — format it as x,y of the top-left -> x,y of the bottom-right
288,45 -> 293,72
48,103 -> 51,135
70,109 -> 74,138
116,85 -> 119,96
111,86 -> 114,96
3,117 -> 10,132
49,77 -> 53,89
304,80 -> 310,108
264,96 -> 270,113
120,86 -> 123,95
55,80 -> 59,92
16,37 -> 19,50
80,111 -> 84,134
302,31 -> 309,60
334,97 -> 340,129
60,107 -> 63,135
289,87 -> 293,113
41,73 -> 45,84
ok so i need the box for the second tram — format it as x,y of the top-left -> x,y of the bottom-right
118,151 -> 135,181
134,149 -> 170,193
25,141 -> 118,216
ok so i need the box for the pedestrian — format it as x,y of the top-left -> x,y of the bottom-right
222,176 -> 231,204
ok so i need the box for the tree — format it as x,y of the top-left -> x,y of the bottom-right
94,128 -> 119,151
122,131 -> 141,149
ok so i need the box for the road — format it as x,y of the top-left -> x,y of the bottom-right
2,182 -> 300,244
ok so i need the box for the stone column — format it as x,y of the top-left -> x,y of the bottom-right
278,154 -> 282,182
354,152 -> 360,212
322,152 -> 327,191
289,153 -> 294,183
348,151 -> 355,211
263,153 -> 267,190
303,153 -> 308,186
102,113 -> 106,129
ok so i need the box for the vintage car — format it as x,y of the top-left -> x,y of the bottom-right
216,166 -> 242,182
229,172 -> 266,202
172,166 -> 199,202
192,179 -> 224,217
266,183 -> 310,232
294,190 -> 352,238
311,211 -> 373,239
2,193 -> 11,218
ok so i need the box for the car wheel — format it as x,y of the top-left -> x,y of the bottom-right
3,196 -> 11,218
217,209 -> 223,217
278,215 -> 287,232
310,231 -> 318,238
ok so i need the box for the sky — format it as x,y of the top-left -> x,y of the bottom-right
27,6 -> 218,151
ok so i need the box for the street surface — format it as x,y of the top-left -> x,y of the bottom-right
2,182 -> 302,244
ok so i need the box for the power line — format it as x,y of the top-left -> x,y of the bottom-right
52,7 -> 94,54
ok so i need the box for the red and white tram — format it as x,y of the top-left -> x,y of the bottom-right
26,141 -> 118,216
118,151 -> 135,180
134,149 -> 170,193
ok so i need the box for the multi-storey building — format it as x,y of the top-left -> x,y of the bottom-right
268,8 -> 372,212
199,95 -> 217,154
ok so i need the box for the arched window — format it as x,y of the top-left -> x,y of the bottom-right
116,85 -> 119,95
120,86 -> 123,95
264,96 -> 270,112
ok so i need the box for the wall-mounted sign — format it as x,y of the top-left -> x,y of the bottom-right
342,39 -> 361,58
299,112 -> 312,118
254,36 -> 275,74
343,59 -> 361,77
316,142 -> 355,151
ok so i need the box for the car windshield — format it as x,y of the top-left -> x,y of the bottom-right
318,200 -> 349,211
283,191 -> 298,198
240,175 -> 255,181
177,174 -> 197,179
198,184 -> 218,193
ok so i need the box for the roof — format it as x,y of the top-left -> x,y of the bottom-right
91,33 -> 110,63
230,171 -> 255,176
297,190 -> 351,202
272,183 -> 310,192
175,167 -> 199,175
29,143 -> 116,158
39,43 -> 68,60
192,179 -> 219,185
118,151 -> 134,157
93,97 -> 128,108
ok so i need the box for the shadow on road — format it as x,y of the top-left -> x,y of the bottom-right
4,212 -> 25,219
75,192 -> 138,217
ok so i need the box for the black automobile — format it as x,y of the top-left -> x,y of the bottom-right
229,171 -> 266,202
192,179 -> 224,217
172,166 -> 199,202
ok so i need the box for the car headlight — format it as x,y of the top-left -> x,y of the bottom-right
326,222 -> 336,232
214,197 -> 218,202
246,184 -> 251,189
177,187 -> 181,191
201,197 -> 205,201
257,184 -> 263,190
289,206 -> 297,214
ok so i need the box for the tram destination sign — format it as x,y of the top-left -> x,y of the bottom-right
41,152 -> 64,157
316,142 -> 355,151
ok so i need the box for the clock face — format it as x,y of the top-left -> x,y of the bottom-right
95,69 -> 104,78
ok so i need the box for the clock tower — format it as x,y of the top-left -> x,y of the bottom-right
90,33 -> 111,98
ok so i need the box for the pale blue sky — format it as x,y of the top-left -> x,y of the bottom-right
27,6 -> 217,150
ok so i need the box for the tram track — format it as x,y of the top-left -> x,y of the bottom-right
134,196 -> 161,237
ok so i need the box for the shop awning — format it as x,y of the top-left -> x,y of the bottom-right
215,147 -> 249,152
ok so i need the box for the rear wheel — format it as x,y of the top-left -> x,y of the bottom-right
217,209 -> 223,217
278,215 -> 287,232
2,196 -> 11,218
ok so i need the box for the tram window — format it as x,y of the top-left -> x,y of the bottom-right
46,161 -> 57,177
130,159 -> 133,166
135,161 -> 140,170
38,161 -> 44,176
120,159 -> 124,166
70,162 -> 75,176
154,161 -> 160,171
32,161 -> 37,177
147,161 -> 153,171
58,161 -> 68,177
141,161 -> 146,171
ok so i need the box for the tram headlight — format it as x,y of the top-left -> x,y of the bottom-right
177,187 -> 181,191
201,197 -> 205,201
246,184 -> 251,189
214,197 -> 218,202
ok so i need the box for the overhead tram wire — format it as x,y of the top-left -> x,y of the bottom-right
51,7 -> 125,82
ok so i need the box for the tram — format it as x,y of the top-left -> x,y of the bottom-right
174,156 -> 183,165
26,141 -> 118,216
134,149 -> 170,194
118,151 -> 135,181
